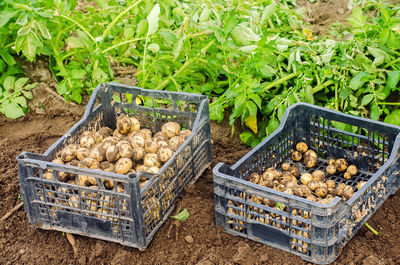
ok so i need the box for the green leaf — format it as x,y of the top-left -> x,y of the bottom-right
171,208 -> 189,221
15,77 -> 29,90
147,43 -> 160,53
3,76 -> 16,91
245,101 -> 258,117
349,72 -> 370,90
147,4 -> 160,36
277,104 -> 286,121
266,116 -> 279,135
370,104 -> 380,120
361,94 -> 374,106
37,22 -> 51,40
70,90 -> 83,104
240,131 -> 254,144
209,101 -> 224,122
21,90 -> 33,99
368,47 -> 388,67
70,69 -> 86,79
67,37 -> 85,49
384,109 -> 400,126
231,25 -> 260,46
16,13 -> 28,25
14,96 -> 28,108
0,10 -> 18,28
261,4 -> 276,22
383,70 -> 400,97
1,102 -> 25,119
0,50 -> 16,66
248,93 -> 262,108
92,68 -> 107,82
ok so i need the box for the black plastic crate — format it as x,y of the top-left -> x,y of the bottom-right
213,103 -> 400,264
17,83 -> 212,249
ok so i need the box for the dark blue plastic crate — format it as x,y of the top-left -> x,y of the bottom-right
17,83 -> 212,249
213,103 -> 400,264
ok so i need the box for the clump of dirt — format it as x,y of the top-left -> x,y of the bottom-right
297,0 -> 351,36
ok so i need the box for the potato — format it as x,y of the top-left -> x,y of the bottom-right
168,135 -> 185,151
356,181 -> 367,190
43,172 -> 53,180
304,157 -> 317,168
76,147 -> 90,161
106,145 -> 120,162
318,198 -> 330,204
327,187 -> 337,196
335,158 -> 348,172
152,131 -> 168,142
115,158 -> 133,175
143,153 -> 161,168
113,129 -> 125,140
147,166 -> 160,174
140,129 -> 152,140
117,115 -> 132,134
300,173 -> 313,185
60,144 -> 79,162
145,139 -> 159,154
291,150 -> 302,162
347,165 -> 358,176
328,158 -> 336,166
281,163 -> 291,171
342,185 -> 354,200
307,180 -> 319,191
290,166 -> 300,177
343,171 -> 352,180
285,181 -> 296,189
158,146 -> 174,162
249,173 -> 261,184
89,145 -> 106,162
81,157 -> 100,169
336,183 -> 346,196
129,134 -> 146,149
312,170 -> 325,181
132,147 -> 146,161
136,164 -> 149,172
306,194 -> 318,202
179,129 -> 191,139
129,117 -> 141,133
326,179 -> 336,189
282,172 -> 297,183
315,187 -> 328,198
93,131 -> 105,143
98,127 -> 113,137
296,142 -> 308,153
161,121 -> 181,138
117,183 -> 125,193
97,160 -> 110,169
283,188 -> 295,195
326,164 -> 337,175
117,141 -> 134,158
157,141 -> 169,148
80,134 -> 96,149
304,150 -> 317,159
102,136 -> 119,149
300,185 -> 312,197
57,171 -> 68,182
275,184 -> 286,191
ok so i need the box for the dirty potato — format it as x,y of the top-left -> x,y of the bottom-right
145,139 -> 159,154
168,135 -> 185,151
114,158 -> 133,175
60,144 -> 79,162
132,147 -> 146,161
117,141 -> 134,158
102,136 -> 119,149
304,157 -> 317,168
153,132 -> 169,143
105,145 -> 120,162
179,129 -> 191,139
326,164 -> 337,175
117,115 -> 132,134
296,142 -> 308,153
89,145 -> 106,162
143,153 -> 161,168
129,117 -> 141,133
335,158 -> 348,172
80,134 -> 96,149
300,173 -> 313,185
281,163 -> 291,171
347,165 -> 358,176
129,134 -> 146,149
356,181 -> 367,190
81,157 -> 100,169
158,146 -> 174,162
76,147 -> 90,161
161,121 -> 181,138
291,150 -> 302,162
312,170 -> 325,182
140,129 -> 152,140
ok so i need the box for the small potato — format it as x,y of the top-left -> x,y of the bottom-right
52,159 -> 64,164
300,173 -> 313,185
296,142 -> 308,153
306,194 -> 318,202
136,164 -> 149,172
129,117 -> 141,133
317,181 -> 327,190
158,146 -> 174,162
80,134 -> 96,149
304,157 -> 317,168
129,134 -> 146,149
100,161 -> 114,172
328,158 -> 336,166
249,173 -> 261,184
275,184 -> 286,192
97,127 -> 113,137
157,141 -> 169,148
117,115 -> 132,134
147,166 -> 160,174
81,157 -> 99,169
143,153 -> 161,168
312,170 -> 325,181
153,132 -> 169,143
93,131 -> 105,144
300,185 -> 312,197
281,163 -> 291,171
168,135 -> 185,151
113,129 -> 125,140
304,150 -> 317,159
356,181 -> 367,190
291,151 -> 302,162
179,129 -> 191,139
307,180 -> 319,191
327,187 -> 337,196
326,165 -> 337,175
145,139 -> 159,154
336,183 -> 346,196
283,188 -> 295,195
57,171 -> 68,182
132,147 -> 146,161
262,179 -> 274,188
342,185 -> 354,200
117,141 -> 134,158
290,166 -> 300,177
106,145 -> 120,162
347,165 -> 358,176
89,145 -> 106,162
102,136 -> 119,149
161,121 -> 181,138
67,159 -> 81,168
115,158 -> 133,175
77,147 -> 90,161
282,172 -> 296,183
335,158 -> 348,172
140,129 -> 152,140
326,180 -> 336,189
60,144 -> 79,162
343,172 -> 352,180
318,198 -> 331,204
315,187 -> 328,198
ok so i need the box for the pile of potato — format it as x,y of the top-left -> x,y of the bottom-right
248,142 -> 367,205
44,114 -> 191,190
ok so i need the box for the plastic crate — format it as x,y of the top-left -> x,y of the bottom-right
17,83 -> 212,249
213,103 -> 400,264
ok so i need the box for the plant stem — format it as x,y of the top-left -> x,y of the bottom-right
383,57 -> 400,69
58,15 -> 97,45
102,37 -> 146,54
101,0 -> 143,40
312,79 -> 334,94
0,83 -> 38,104
334,82 -> 339,111
365,222 -> 378,235
262,72 -> 297,91
377,102 -> 400,105
154,59 -> 196,90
